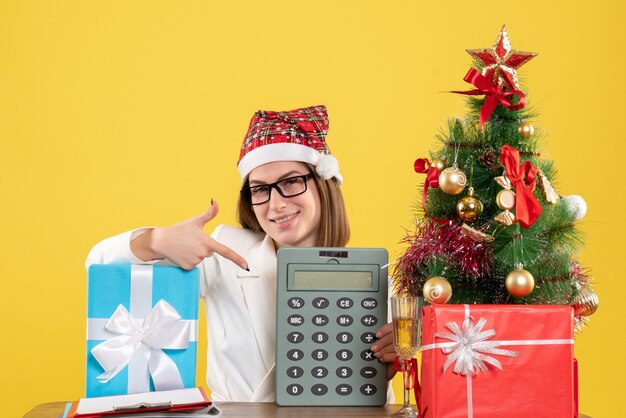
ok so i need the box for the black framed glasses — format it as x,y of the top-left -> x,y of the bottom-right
241,173 -> 314,205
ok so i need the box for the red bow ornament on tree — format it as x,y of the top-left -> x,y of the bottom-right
452,68 -> 526,130
414,158 -> 441,213
500,144 -> 542,228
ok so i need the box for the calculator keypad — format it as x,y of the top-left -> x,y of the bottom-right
277,293 -> 387,405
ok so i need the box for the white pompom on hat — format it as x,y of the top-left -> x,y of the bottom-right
237,105 -> 343,184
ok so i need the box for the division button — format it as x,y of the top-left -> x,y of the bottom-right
336,384 -> 353,396
360,384 -> 377,396
311,384 -> 328,396
361,332 -> 377,344
287,384 -> 303,396
360,367 -> 377,378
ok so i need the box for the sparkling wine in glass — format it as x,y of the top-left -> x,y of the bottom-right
391,296 -> 422,418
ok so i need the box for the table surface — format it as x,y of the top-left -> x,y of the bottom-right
24,401 -> 591,418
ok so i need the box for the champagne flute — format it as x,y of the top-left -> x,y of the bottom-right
390,296 -> 423,418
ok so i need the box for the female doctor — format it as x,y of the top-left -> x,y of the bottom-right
86,105 -> 397,402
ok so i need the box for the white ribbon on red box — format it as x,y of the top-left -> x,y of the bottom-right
422,304 -> 574,418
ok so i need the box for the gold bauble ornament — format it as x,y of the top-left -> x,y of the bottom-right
438,166 -> 467,195
518,122 -> 535,138
431,159 -> 446,172
456,187 -> 484,222
423,276 -> 452,304
505,268 -> 535,297
496,189 -> 516,210
571,286 -> 599,317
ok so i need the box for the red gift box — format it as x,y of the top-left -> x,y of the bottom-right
420,304 -> 575,418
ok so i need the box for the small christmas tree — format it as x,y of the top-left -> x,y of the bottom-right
393,26 -> 598,331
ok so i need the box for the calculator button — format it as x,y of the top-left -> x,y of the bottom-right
287,349 -> 304,361
311,367 -> 328,378
360,367 -> 377,378
312,297 -> 329,309
360,349 -> 376,361
287,315 -> 304,326
312,314 -> 329,326
287,366 -> 304,378
336,349 -> 353,361
337,297 -> 353,309
311,384 -> 328,396
361,315 -> 378,327
336,384 -> 353,396
336,367 -> 353,378
312,332 -> 329,343
336,332 -> 353,344
361,297 -> 378,309
287,384 -> 303,396
287,332 -> 304,344
360,384 -> 377,396
336,315 -> 353,326
361,332 -> 377,344
312,349 -> 329,361
288,297 -> 305,309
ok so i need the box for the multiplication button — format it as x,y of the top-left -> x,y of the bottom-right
336,384 -> 353,396
360,349 -> 375,361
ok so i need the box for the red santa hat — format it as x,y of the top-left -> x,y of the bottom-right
237,105 -> 342,184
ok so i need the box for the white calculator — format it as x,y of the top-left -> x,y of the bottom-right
275,248 -> 389,406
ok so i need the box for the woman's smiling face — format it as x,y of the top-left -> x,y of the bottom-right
249,161 -> 322,249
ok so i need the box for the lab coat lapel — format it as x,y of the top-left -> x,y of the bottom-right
237,234 -> 277,374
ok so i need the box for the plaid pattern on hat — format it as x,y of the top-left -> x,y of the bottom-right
237,105 -> 342,184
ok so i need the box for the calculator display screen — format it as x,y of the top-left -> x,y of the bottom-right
292,271 -> 373,289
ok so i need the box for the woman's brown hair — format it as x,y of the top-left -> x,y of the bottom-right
237,164 -> 350,247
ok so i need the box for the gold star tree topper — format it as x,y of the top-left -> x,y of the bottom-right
466,25 -> 537,90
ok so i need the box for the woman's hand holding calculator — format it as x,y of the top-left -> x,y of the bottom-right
371,322 -> 399,380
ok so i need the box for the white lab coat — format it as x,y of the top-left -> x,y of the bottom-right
86,224 -> 278,402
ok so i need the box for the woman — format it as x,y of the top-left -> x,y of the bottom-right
86,105 -> 396,402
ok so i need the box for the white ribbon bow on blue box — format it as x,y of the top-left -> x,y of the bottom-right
86,264 -> 199,397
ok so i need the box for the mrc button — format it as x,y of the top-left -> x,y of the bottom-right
287,315 -> 304,326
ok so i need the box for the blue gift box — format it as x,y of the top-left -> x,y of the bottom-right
86,264 -> 199,398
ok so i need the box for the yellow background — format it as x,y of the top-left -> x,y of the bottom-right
1,1 -> 623,416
